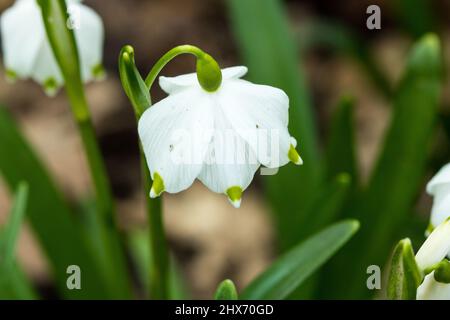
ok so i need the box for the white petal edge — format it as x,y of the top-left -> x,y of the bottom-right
427,163 -> 450,195
138,87 -> 214,195
30,40 -> 64,95
70,1 -> 105,82
417,272 -> 450,300
198,103 -> 260,206
415,219 -> 450,270
0,0 -> 45,78
218,79 -> 293,168
430,184 -> 450,229
159,66 -> 248,94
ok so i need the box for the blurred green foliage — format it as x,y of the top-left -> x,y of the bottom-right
228,0 -> 444,299
0,0 -> 446,300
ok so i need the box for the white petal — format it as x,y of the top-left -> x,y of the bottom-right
218,79 -> 294,168
0,0 -> 44,78
138,88 -> 214,195
416,219 -> 450,270
221,66 -> 248,80
430,184 -> 450,229
30,40 -> 64,95
198,105 -> 260,205
427,163 -> 450,195
159,66 -> 248,95
417,272 -> 450,300
71,2 -> 105,81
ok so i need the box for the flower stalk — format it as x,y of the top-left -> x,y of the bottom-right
38,0 -> 131,298
120,44 -> 222,298
119,45 -> 169,299
145,45 -> 222,92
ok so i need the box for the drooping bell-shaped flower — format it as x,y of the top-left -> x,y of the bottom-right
138,58 -> 302,208
415,219 -> 450,300
427,163 -> 450,230
0,0 -> 104,95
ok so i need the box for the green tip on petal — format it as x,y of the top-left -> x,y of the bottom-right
226,186 -> 243,208
288,144 -> 303,165
43,77 -> 58,97
5,69 -> 17,83
92,63 -> 106,80
150,172 -> 165,198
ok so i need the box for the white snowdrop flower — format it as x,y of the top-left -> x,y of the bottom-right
138,65 -> 302,208
426,163 -> 450,230
415,219 -> 450,300
0,0 -> 104,95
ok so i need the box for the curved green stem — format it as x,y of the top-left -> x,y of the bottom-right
145,45 -> 205,89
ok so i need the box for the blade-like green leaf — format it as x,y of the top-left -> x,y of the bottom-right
119,45 -> 151,118
387,239 -> 422,300
325,96 -> 358,183
0,108 -> 112,298
241,220 -> 359,300
288,173 -> 352,246
392,0 -> 435,38
323,34 -> 443,299
0,182 -> 28,274
214,280 -> 238,300
0,187 -> 38,301
0,260 -> 38,300
128,230 -> 187,299
227,0 -> 321,250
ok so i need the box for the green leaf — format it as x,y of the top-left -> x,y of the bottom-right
387,239 -> 422,300
0,260 -> 38,300
0,188 -> 38,300
241,220 -> 359,300
289,173 -> 352,246
227,0 -> 321,250
0,182 -> 28,274
119,45 -> 151,118
214,280 -> 238,300
391,0 -> 435,38
128,230 -> 188,299
0,108 -> 112,299
325,96 -> 358,183
323,33 -> 443,299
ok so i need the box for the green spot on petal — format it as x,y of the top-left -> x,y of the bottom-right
43,77 -> 58,96
226,186 -> 242,208
92,63 -> 106,80
150,172 -> 165,198
288,144 -> 303,165
5,69 -> 17,82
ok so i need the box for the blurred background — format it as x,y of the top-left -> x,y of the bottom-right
0,0 -> 449,299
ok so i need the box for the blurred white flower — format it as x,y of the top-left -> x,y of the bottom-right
427,163 -> 450,229
138,66 -> 301,208
415,219 -> 450,300
0,0 -> 104,95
